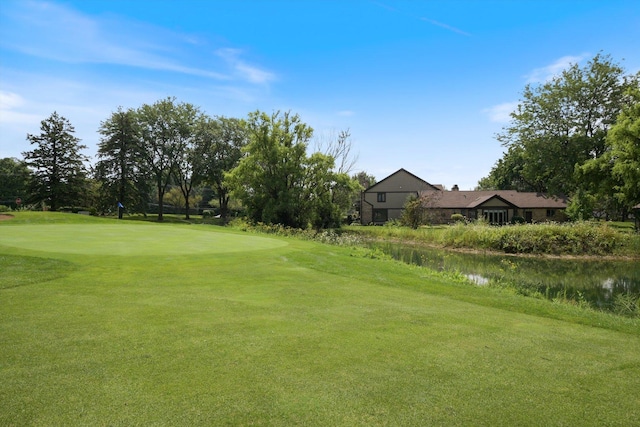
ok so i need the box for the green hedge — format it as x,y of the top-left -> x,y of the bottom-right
439,221 -> 628,255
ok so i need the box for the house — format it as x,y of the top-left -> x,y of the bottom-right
423,188 -> 568,224
360,169 -> 441,224
360,169 -> 568,225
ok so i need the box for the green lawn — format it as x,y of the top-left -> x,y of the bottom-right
1,212 -> 639,426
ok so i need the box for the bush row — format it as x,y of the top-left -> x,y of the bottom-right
435,221 -> 631,255
228,219 -> 364,246
346,220 -> 639,257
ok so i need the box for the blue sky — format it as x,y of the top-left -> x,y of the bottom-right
1,0 -> 638,190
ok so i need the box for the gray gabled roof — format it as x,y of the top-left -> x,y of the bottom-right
465,194 -> 518,208
424,190 -> 568,209
366,168 -> 441,192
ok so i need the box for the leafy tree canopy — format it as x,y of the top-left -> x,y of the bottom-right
607,82 -> 640,208
137,97 -> 200,221
201,116 -> 248,220
226,111 -> 359,229
482,53 -> 636,198
0,157 -> 31,204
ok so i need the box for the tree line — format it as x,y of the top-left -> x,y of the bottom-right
478,53 -> 640,220
6,53 -> 636,226
1,98 -> 376,228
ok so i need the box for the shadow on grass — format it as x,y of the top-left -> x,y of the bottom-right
119,214 -> 227,226
0,254 -> 76,290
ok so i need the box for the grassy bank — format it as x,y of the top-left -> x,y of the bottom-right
346,221 -> 640,257
1,212 -> 640,425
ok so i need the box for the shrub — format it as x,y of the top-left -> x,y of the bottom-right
400,196 -> 426,229
511,215 -> 525,224
228,218 -> 364,246
57,206 -> 92,214
612,293 -> 640,318
451,213 -> 465,223
0,205 -> 10,212
346,219 -> 639,257
430,221 -> 632,255
384,219 -> 403,228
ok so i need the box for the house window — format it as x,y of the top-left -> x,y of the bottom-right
377,192 -> 386,203
483,209 -> 507,225
547,209 -> 555,218
373,209 -> 388,223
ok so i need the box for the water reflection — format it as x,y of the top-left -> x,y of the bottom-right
371,242 -> 640,310
464,274 -> 489,286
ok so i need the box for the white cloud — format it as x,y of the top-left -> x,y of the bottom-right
235,63 -> 275,84
525,54 -> 589,83
337,110 -> 355,117
0,91 -> 25,110
485,54 -> 593,123
0,1 -> 268,82
0,91 -> 42,128
482,102 -> 518,123
216,48 -> 275,84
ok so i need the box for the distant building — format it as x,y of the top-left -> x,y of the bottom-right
360,168 -> 568,225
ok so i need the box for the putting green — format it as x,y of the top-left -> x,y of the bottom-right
0,223 -> 288,256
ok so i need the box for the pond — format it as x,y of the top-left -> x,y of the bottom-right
370,241 -> 640,312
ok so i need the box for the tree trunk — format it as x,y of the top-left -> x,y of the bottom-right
157,186 -> 164,221
219,191 -> 229,221
184,199 -> 190,220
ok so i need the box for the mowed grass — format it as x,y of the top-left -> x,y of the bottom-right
1,213 -> 639,426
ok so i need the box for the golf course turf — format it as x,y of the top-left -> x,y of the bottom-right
1,212 -> 639,425
0,223 -> 288,256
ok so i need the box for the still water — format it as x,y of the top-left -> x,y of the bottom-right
371,242 -> 640,311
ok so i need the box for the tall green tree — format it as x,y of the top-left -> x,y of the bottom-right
315,129 -> 362,225
226,111 -> 312,228
572,75 -> 640,219
0,157 -> 32,207
351,171 -> 376,221
164,186 -> 202,214
484,54 -> 634,196
169,105 -> 204,220
202,116 -> 248,221
22,112 -> 89,210
95,107 -> 149,214
137,98 -> 197,221
607,83 -> 640,210
352,171 -> 376,190
304,151 -> 361,229
476,145 -> 533,191
226,111 -> 358,229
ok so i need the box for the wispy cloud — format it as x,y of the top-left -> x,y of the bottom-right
337,110 -> 355,117
0,91 -> 25,110
419,17 -> 471,36
525,54 -> 589,83
0,91 -> 41,126
0,1 -> 273,84
371,1 -> 397,13
484,54 -> 591,123
216,48 -> 275,84
372,1 -> 471,36
482,102 -> 518,123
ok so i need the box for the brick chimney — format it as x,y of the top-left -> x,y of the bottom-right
452,184 -> 459,191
